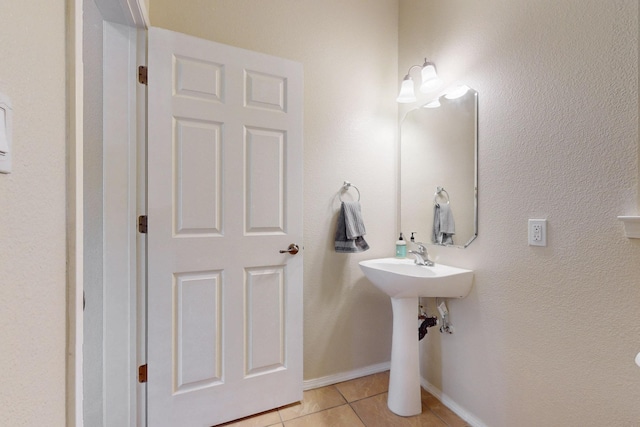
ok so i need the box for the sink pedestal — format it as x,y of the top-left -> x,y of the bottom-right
388,297 -> 422,416
358,258 -> 474,416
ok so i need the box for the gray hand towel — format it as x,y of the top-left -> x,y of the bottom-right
432,203 -> 455,245
335,201 -> 369,253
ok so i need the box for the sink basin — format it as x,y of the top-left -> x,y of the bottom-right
359,257 -> 474,417
359,257 -> 473,299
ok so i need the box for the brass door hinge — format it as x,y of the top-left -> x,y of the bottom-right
138,215 -> 148,234
138,66 -> 148,85
138,364 -> 148,383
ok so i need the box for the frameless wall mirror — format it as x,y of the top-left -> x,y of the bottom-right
400,86 -> 478,248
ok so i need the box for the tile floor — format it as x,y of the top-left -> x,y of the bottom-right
215,371 -> 470,427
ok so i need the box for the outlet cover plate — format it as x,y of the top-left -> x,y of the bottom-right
528,219 -> 547,246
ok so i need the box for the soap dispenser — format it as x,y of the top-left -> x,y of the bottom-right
395,232 -> 406,258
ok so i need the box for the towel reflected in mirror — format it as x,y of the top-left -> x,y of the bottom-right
432,203 -> 455,245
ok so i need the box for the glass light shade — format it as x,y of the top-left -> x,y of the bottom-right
396,78 -> 417,103
419,64 -> 442,93
444,85 -> 470,99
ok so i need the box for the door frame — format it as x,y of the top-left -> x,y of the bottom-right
68,0 -> 148,425
102,20 -> 146,427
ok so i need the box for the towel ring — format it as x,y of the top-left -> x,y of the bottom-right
434,186 -> 450,205
339,181 -> 361,202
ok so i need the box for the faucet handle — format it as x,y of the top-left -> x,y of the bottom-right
410,233 -> 426,252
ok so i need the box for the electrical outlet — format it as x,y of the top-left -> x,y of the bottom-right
533,224 -> 542,241
528,219 -> 547,246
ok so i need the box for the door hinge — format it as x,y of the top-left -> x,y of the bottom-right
138,364 -> 148,383
138,215 -> 148,234
138,66 -> 148,85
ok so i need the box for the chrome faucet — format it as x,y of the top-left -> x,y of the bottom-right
408,242 -> 434,266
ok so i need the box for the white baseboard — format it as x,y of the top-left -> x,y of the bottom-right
303,361 -> 391,390
420,377 -> 487,427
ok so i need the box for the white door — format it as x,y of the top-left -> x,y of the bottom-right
146,27 -> 303,427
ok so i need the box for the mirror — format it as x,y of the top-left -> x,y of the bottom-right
400,87 -> 478,248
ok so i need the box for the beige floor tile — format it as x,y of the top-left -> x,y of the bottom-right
213,373 -> 469,427
351,393 -> 448,427
334,371 -> 389,402
215,410 -> 282,427
421,390 -> 470,427
283,405 -> 365,427
279,385 -> 347,421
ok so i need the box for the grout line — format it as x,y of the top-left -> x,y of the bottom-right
284,404 -> 352,425
276,406 -> 284,425
345,392 -> 391,426
334,384 -> 349,403
349,401 -> 368,426
432,411 -> 450,427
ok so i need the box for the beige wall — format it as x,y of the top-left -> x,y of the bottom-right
150,0 -> 399,380
401,0 -> 640,425
0,1 -> 67,426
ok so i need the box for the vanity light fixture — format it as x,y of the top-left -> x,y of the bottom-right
396,58 -> 442,103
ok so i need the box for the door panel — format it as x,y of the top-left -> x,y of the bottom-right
147,27 -> 303,427
245,127 -> 286,233
174,270 -> 223,392
175,119 -> 223,235
245,266 -> 285,375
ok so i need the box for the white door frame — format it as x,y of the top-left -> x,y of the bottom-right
103,20 -> 144,426
67,1 -> 84,425
68,0 -> 148,426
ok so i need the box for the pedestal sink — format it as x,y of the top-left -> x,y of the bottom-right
359,258 -> 473,417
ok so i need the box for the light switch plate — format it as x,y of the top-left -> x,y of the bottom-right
0,92 -> 12,174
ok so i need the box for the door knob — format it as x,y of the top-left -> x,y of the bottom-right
279,244 -> 299,255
